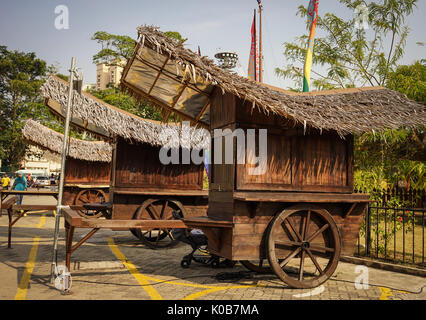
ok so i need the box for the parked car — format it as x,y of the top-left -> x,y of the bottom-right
34,176 -> 50,188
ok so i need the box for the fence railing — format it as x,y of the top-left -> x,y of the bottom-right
354,187 -> 425,208
355,205 -> 425,268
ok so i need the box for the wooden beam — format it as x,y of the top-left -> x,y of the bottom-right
233,191 -> 371,203
134,54 -> 211,98
171,80 -> 189,109
148,56 -> 170,95
343,203 -> 357,218
196,99 -> 210,122
121,80 -> 209,129
82,219 -> 187,229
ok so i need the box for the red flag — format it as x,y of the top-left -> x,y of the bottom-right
248,9 -> 257,81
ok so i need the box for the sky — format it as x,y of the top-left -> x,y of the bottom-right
1,0 -> 425,89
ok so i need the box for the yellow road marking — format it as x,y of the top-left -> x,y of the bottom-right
110,236 -> 264,300
379,287 -> 393,300
106,237 -> 163,300
183,287 -> 232,300
183,284 -> 261,300
14,236 -> 41,300
13,214 -> 46,300
36,214 -> 46,228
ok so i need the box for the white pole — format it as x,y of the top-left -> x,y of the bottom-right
50,57 -> 76,283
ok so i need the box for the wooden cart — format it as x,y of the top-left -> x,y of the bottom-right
118,26 -> 426,288
106,135 -> 208,248
41,76 -> 210,249
22,119 -> 111,214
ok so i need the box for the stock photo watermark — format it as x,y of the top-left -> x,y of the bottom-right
354,265 -> 369,289
158,122 -> 268,176
54,265 -> 72,292
55,5 -> 69,30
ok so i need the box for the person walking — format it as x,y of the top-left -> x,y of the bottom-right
1,174 -> 11,190
27,173 -> 34,188
12,172 -> 27,205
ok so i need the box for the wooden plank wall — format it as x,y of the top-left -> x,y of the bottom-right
64,159 -> 111,184
114,138 -> 204,190
209,93 -> 354,193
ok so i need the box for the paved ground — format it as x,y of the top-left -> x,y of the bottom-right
0,195 -> 425,300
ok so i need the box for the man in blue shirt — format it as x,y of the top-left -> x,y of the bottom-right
12,172 -> 27,205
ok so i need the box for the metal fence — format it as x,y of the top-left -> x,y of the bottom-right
354,187 -> 425,208
355,205 -> 425,268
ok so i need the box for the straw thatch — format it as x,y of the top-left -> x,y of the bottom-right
22,119 -> 112,162
41,75 -> 210,150
121,25 -> 426,137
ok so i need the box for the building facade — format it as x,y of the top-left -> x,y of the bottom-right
95,62 -> 124,90
21,145 -> 61,175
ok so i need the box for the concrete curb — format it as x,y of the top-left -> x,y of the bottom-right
341,256 -> 426,277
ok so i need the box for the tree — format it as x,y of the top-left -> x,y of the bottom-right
354,61 -> 425,193
387,60 -> 426,103
91,30 -> 186,121
0,46 -> 48,170
87,86 -> 162,121
91,30 -> 187,67
164,31 -> 187,43
276,0 -> 418,91
91,31 -> 135,67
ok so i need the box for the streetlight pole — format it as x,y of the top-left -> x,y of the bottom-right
50,57 -> 77,283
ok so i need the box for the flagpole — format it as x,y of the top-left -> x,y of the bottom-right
303,0 -> 319,92
258,0 -> 263,83
254,8 -> 257,81
50,57 -> 77,283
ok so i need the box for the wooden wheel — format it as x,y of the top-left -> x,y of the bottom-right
267,204 -> 341,289
132,199 -> 186,249
74,189 -> 106,218
240,260 -> 272,274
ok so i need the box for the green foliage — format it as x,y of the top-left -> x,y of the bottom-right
164,31 -> 187,43
387,60 -> 426,103
276,2 -> 424,194
91,30 -> 186,121
354,60 -> 426,197
276,0 -> 418,90
87,87 -> 162,121
91,31 -> 135,66
91,30 -> 186,68
354,129 -> 425,198
0,46 -> 54,169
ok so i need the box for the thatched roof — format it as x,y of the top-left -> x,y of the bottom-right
120,25 -> 426,136
41,75 -> 210,149
22,119 -> 112,162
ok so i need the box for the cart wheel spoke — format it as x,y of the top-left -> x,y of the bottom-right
151,205 -> 163,220
160,201 -> 168,219
145,206 -> 157,220
284,217 -> 303,242
279,247 -> 301,268
306,248 -> 324,275
274,240 -> 300,247
306,223 -> 329,242
299,250 -> 306,281
133,199 -> 184,249
309,244 -> 335,253
267,205 -> 341,289
302,210 -> 311,241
